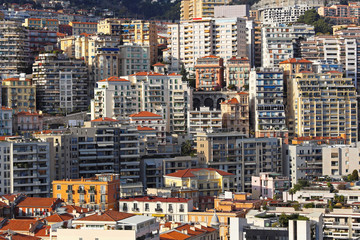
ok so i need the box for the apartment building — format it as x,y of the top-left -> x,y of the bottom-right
119,43 -> 150,76
53,173 -> 121,211
260,5 -> 313,24
300,36 -> 360,89
195,55 -> 224,90
13,112 -> 43,134
261,23 -> 315,68
249,68 -> 288,139
0,20 -> 31,76
168,17 -> 246,73
214,5 -> 250,18
0,138 -> 50,197
220,95 -> 249,136
225,57 -> 250,90
318,3 -> 360,24
32,53 -> 89,114
196,132 -> 283,192
287,71 -> 357,143
57,211 -> 159,240
252,0 -> 324,9
181,0 -> 232,20
0,107 -> 12,136
23,18 -> 59,31
1,77 -> 36,113
97,18 -> 122,35
28,29 -> 57,56
69,21 -> 98,35
188,107 -> 222,138
119,196 -> 193,222
322,144 -> 360,176
251,172 -> 290,199
164,168 -> 235,202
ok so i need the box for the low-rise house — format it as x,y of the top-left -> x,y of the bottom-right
119,196 -> 193,222
160,222 -> 218,240
214,192 -> 262,211
252,173 -> 290,199
15,197 -> 63,218
56,210 -> 159,240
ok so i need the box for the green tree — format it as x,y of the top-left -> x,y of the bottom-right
181,140 -> 193,156
297,9 -> 333,34
180,64 -> 188,82
279,213 -> 288,227
351,169 -> 359,181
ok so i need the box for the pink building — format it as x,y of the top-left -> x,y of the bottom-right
195,55 -> 224,91
13,112 -> 43,134
251,173 -> 290,200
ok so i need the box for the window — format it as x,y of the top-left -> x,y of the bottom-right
57,185 -> 61,190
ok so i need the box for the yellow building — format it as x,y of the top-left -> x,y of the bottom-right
59,35 -> 75,58
288,71 -> 357,143
164,168 -> 235,198
180,0 -> 231,20
69,21 -> 98,35
188,210 -> 245,240
52,173 -> 121,211
23,18 -> 59,31
1,77 -> 36,113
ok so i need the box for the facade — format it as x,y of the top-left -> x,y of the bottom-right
1,77 -> 36,113
52,173 -> 121,211
196,132 -> 283,192
252,0 -> 324,9
188,107 -> 222,138
119,43 -> 150,76
164,168 -> 236,199
168,17 -> 247,73
288,71 -> 357,143
160,223 -> 218,240
249,68 -> 288,139
69,21 -> 98,35
225,57 -> 250,90
13,112 -> 43,134
322,144 -> 360,176
214,5 -> 250,18
261,24 -> 315,68
119,196 -> 193,222
0,139 -> 50,197
23,18 -> 59,31
195,55 -> 224,90
32,53 -> 89,114
0,107 -> 13,136
0,20 -> 30,76
220,94 -> 249,136
180,0 -> 231,20
251,172 -> 290,199
16,197 -> 62,217
260,5 -> 313,24
56,211 -> 159,240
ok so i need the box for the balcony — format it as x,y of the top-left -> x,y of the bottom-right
155,208 -> 163,213
132,208 -> 140,212
66,190 -> 74,194
77,189 -> 85,194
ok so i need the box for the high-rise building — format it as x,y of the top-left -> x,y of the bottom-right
0,138 -> 51,197
225,57 -> 250,90
259,5 -> 313,24
1,76 -> 36,113
180,0 -> 231,20
168,18 -> 246,73
249,68 -> 288,139
32,53 -> 89,114
261,23 -> 314,68
195,55 -> 224,90
0,20 -> 30,77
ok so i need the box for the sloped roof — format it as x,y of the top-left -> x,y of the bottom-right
221,98 -> 239,105
77,210 -> 134,222
165,168 -> 234,178
91,117 -> 119,122
137,126 -> 156,131
160,230 -> 190,240
62,205 -> 91,214
45,214 -> 73,223
98,76 -> 129,82
130,111 -> 161,118
0,219 -> 37,232
153,62 -> 165,67
17,197 -> 59,208
3,78 -> 31,82
0,232 -> 41,240
279,58 -> 312,64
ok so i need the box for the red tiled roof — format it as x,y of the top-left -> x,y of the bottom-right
119,196 -> 191,203
1,107 -> 12,111
238,92 -> 248,95
165,168 -> 234,178
0,232 -> 40,240
45,214 -> 73,223
57,32 -> 66,37
300,70 -> 313,73
137,126 -> 156,131
168,73 -> 181,76
279,58 -> 312,64
16,112 -> 40,116
130,111 -> 162,118
34,225 -> 51,237
202,55 -> 219,59
129,72 -> 164,76
77,210 -> 134,222
98,76 -> 129,82
3,78 -> 31,82
327,71 -> 342,74
160,231 -> 190,240
62,205 -> 91,214
0,194 -> 21,202
91,117 -> 119,122
0,219 -> 37,232
17,197 -> 59,208
221,98 -> 239,105
153,62 -> 165,67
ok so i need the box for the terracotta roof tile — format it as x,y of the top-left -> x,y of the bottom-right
153,62 -> 165,67
137,126 -> 156,131
130,111 -> 162,118
279,58 -> 312,64
202,55 -> 219,59
221,98 -> 239,105
129,72 -> 164,76
168,73 -> 181,76
77,210 -> 134,222
161,231 -> 190,240
62,205 -> 91,214
0,232 -> 41,240
91,117 -> 119,122
1,107 -> 12,111
98,76 -> 129,82
16,112 -> 40,116
0,219 -> 37,232
17,197 -> 59,208
165,168 -> 234,178
45,214 -> 73,223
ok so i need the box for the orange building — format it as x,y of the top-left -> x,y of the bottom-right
214,193 -> 261,212
195,55 -> 224,91
52,173 -> 121,211
15,197 -> 63,218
